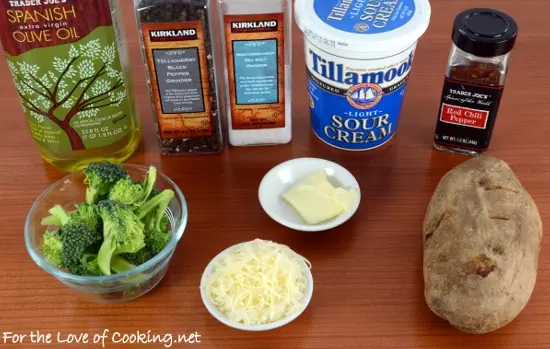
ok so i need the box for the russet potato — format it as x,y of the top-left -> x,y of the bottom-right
423,156 -> 543,334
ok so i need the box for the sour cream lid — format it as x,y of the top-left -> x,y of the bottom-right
295,0 -> 432,59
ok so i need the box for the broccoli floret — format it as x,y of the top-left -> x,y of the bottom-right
108,177 -> 143,205
97,200 -> 145,275
41,203 -> 99,229
61,220 -> 103,274
41,203 -> 104,275
72,203 -> 101,231
120,248 -> 152,266
43,230 -> 63,268
40,205 -> 70,226
137,189 -> 174,254
108,166 -> 157,207
136,189 -> 174,220
73,253 -> 103,276
40,164 -> 169,277
145,213 -> 172,254
139,166 -> 157,204
83,162 -> 128,204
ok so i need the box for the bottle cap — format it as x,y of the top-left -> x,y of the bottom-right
452,8 -> 518,58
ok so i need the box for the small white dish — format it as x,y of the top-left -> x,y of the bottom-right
200,241 -> 314,331
258,157 -> 361,232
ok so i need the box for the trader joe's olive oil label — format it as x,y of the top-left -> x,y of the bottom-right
0,1 -> 132,152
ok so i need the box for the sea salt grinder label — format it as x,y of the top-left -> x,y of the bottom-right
0,0 -> 132,152
141,21 -> 213,139
224,13 -> 285,130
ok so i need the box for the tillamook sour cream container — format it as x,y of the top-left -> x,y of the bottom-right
295,0 -> 431,151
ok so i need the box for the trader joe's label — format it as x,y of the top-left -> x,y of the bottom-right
0,1 -> 132,151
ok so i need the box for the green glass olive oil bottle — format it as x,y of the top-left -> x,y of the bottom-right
0,0 -> 141,171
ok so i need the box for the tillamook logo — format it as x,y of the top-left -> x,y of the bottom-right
230,20 -> 278,33
326,0 -> 353,21
309,49 -> 414,86
149,29 -> 197,42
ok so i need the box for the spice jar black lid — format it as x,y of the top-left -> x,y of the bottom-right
452,8 -> 518,58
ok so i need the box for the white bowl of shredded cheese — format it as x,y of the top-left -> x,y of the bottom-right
200,239 -> 313,331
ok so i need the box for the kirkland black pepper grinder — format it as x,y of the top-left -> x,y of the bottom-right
133,0 -> 224,155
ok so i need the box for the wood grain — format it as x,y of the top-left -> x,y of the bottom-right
0,0 -> 549,348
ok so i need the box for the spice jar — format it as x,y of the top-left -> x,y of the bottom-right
217,0 -> 292,147
134,0 -> 224,155
433,8 -> 518,156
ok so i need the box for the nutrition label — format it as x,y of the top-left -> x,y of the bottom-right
233,40 -> 279,105
153,48 -> 205,114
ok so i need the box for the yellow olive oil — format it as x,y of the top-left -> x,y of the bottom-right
0,1 -> 141,171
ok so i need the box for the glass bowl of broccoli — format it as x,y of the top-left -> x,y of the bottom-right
24,163 -> 188,303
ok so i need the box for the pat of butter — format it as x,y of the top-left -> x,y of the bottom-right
282,171 -> 355,225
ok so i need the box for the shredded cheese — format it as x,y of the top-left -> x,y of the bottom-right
204,239 -> 311,325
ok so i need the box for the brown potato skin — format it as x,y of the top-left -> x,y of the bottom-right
423,156 -> 543,334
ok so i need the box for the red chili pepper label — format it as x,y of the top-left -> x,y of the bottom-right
439,104 -> 489,129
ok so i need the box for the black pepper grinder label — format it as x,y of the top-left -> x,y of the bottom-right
434,77 -> 504,151
141,22 -> 213,139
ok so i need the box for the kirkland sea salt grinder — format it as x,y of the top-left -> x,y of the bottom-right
433,8 -> 518,155
134,0 -> 224,155
217,0 -> 293,147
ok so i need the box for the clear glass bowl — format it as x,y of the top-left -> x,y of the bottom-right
24,164 -> 187,304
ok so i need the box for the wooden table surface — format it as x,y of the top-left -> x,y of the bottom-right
1,0 -> 549,348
